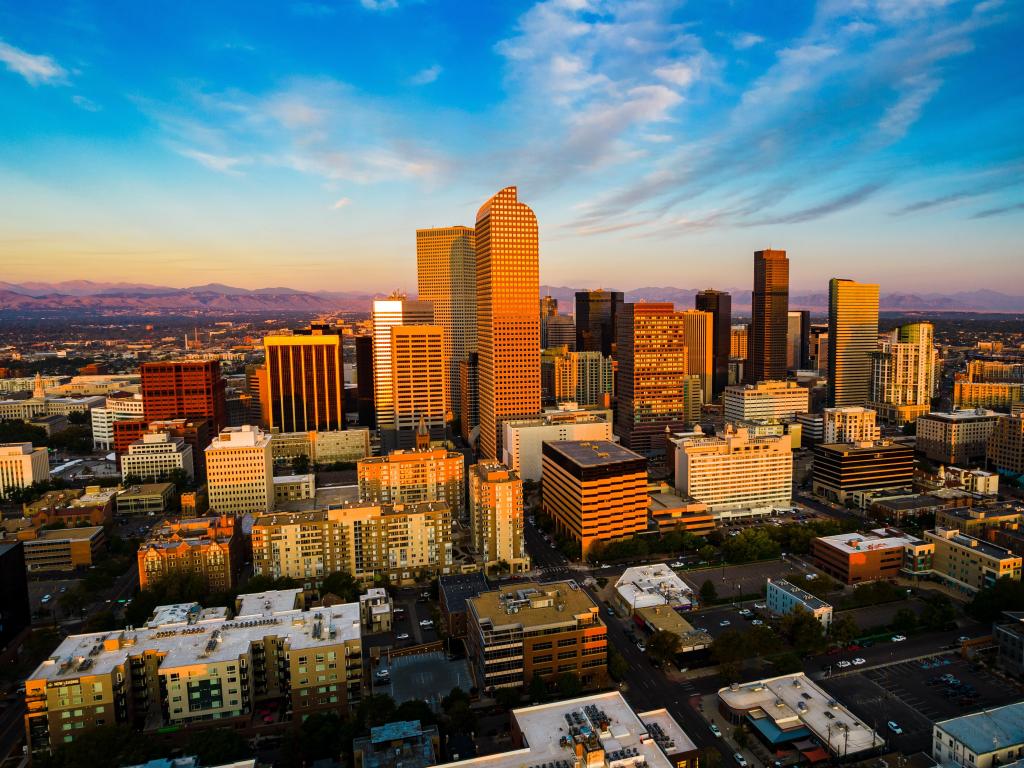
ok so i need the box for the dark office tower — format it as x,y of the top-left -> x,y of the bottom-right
787,310 -> 811,371
355,335 -> 376,429
749,249 -> 789,383
695,289 -> 732,398
262,324 -> 345,432
540,296 -> 558,319
575,289 -> 624,357
141,360 -> 228,433
0,542 -> 30,656
459,352 -> 479,443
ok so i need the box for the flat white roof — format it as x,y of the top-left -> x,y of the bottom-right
615,564 -> 693,610
816,529 -> 922,554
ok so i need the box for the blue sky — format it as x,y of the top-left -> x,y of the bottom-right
0,0 -> 1022,294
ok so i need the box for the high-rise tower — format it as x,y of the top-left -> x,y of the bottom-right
575,289 -> 624,358
475,187 -> 541,460
695,289 -> 732,399
828,278 -> 879,408
749,249 -> 789,383
261,325 -> 345,433
681,309 -> 714,405
372,295 -> 434,444
869,321 -> 938,425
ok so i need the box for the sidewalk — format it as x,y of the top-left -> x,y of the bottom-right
699,693 -> 764,768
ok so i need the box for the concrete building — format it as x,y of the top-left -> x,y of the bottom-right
917,409 -> 999,465
357,447 -> 465,519
121,432 -> 195,482
673,426 -> 792,516
0,391 -> 104,422
91,393 -> 145,450
269,428 -> 371,464
989,413 -> 1024,475
204,425 -> 274,516
828,278 -> 879,408
358,587 -> 393,633
260,325 -> 345,433
811,528 -> 931,584
386,325 -> 448,448
23,527 -> 105,572
994,611 -> 1024,679
796,412 -> 824,443
251,501 -> 453,585
933,466 -> 999,496
24,486 -> 116,528
932,701 -> 1024,768
787,310 -> 810,371
439,572 -> 490,638
681,309 -> 714,404
466,581 -> 607,692
372,295 -> 435,438
23,590 -> 362,754
646,487 -> 714,535
749,249 -> 789,384
541,440 -> 648,557
501,404 -> 614,482
469,462 -> 529,575
115,483 -> 175,516
934,504 -> 1024,536
953,379 -> 1024,411
614,563 -> 694,613
540,346 -> 613,407
823,406 -> 880,444
723,380 -> 809,424
115,418 -> 211,479
695,289 -> 732,399
812,440 -> 915,506
543,314 -> 576,350
869,321 -> 938,425
137,515 -> 240,591
272,474 -> 315,505
475,187 -> 542,461
765,578 -> 833,627
0,443 -> 49,498
925,527 -> 1022,593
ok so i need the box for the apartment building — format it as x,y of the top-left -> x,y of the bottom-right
723,380 -> 809,424
501,405 -> 614,482
765,578 -> 833,627
811,528 -> 931,584
205,426 -> 274,516
672,426 -> 792,515
988,413 -> 1024,475
812,440 -> 915,506
917,409 -> 999,465
23,589 -> 362,754
823,406 -> 880,444
925,527 -> 1022,593
357,447 -> 465,519
469,462 -> 529,575
0,443 -> 49,498
120,432 -> 195,482
540,347 -> 613,407
251,501 -> 453,585
932,702 -> 1024,768
541,440 -> 648,557
869,322 -> 938,425
953,379 -> 1023,411
466,581 -> 607,692
23,527 -> 105,572
91,393 -> 145,450
24,486 -> 117,528
137,516 -> 240,591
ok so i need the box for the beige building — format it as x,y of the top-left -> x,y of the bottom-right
988,413 -> 1024,475
501,404 -> 614,482
204,425 -> 274,516
475,186 -> 542,460
357,447 -> 465,519
869,322 -> 938,425
823,406 -> 880,444
953,380 -> 1023,411
251,501 -> 453,584
416,225 -> 476,420
23,527 -> 105,572
90,393 -> 145,451
681,309 -> 714,404
371,295 -> 435,439
23,589 -> 362,754
723,380 -> 809,424
828,278 -> 879,407
469,462 -> 529,574
0,443 -> 49,499
120,432 -> 195,482
269,428 -> 371,464
917,408 -> 999,465
925,527 -> 1022,593
389,325 -> 447,446
673,425 -> 792,515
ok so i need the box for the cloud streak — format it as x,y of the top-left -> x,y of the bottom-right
0,40 -> 66,85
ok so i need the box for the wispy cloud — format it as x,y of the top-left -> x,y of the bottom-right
970,201 -> 1024,219
176,147 -> 251,175
747,182 -> 886,226
360,0 -> 399,10
72,94 -> 100,112
331,196 -> 352,210
731,32 -> 765,50
409,64 -> 441,86
0,40 -> 66,85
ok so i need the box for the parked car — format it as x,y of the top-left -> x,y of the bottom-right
836,660 -> 851,669
670,561 -> 686,569
753,602 -> 767,610
751,619 -> 764,626
887,721 -> 903,735
710,724 -> 722,738
738,608 -> 753,618
720,620 -> 731,627
734,753 -> 748,767
396,633 -> 410,641
419,619 -> 434,628
891,635 -> 907,642
636,641 -> 647,652
41,594 -> 52,604
852,658 -> 866,666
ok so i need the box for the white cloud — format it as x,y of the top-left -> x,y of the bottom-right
409,64 -> 442,86
0,41 -> 66,86
731,32 -> 765,50
331,196 -> 352,209
176,147 -> 251,175
360,0 -> 399,9
72,95 -> 100,112
877,74 -> 940,139
654,61 -> 698,88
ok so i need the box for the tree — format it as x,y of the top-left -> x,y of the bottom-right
607,647 -> 629,682
35,725 -> 153,768
828,614 -> 860,646
494,686 -> 523,710
556,671 -> 583,698
395,698 -> 438,725
292,453 -> 311,474
921,594 -> 956,630
183,727 -> 250,765
778,608 -> 826,654
358,694 -> 397,728
647,630 -> 682,664
321,570 -> 361,603
698,545 -> 718,562
892,607 -> 918,634
295,711 -> 351,765
528,673 -> 549,701
700,579 -> 718,603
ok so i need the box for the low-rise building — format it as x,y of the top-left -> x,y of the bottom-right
115,483 -> 175,516
24,486 -> 116,528
23,589 -> 362,754
439,572 -> 490,638
358,588 -> 393,634
91,393 -> 145,451
935,503 -> 1024,536
28,414 -> 68,436
467,581 -> 607,692
353,720 -> 439,768
23,527 -> 105,572
723,380 -> 809,423
501,404 -> 614,481
614,564 -> 694,613
932,701 -> 1024,768
994,611 -> 1024,679
917,409 -> 1000,465
924,527 -> 1022,593
812,440 -> 915,506
269,428 -> 372,464
137,515 -> 240,591
646,487 -> 714,536
0,443 -> 49,498
272,473 -> 315,505
812,528 -> 932,584
765,578 -> 833,627
931,466 -> 1000,496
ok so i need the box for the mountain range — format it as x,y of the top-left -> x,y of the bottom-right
1,281 -> 1023,313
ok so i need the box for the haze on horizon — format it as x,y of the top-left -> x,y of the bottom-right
1,0 -> 1022,294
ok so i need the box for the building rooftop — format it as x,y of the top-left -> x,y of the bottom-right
816,528 -> 923,554
927,528 -> 1019,561
543,440 -> 644,467
767,579 -> 831,611
468,581 -> 600,631
615,564 -> 693,610
354,719 -> 439,768
439,573 -> 490,614
921,408 -> 1000,422
117,483 -> 175,499
936,701 -> 1024,754
817,440 -> 912,455
255,499 -> 450,528
32,526 -> 104,542
718,673 -> 883,756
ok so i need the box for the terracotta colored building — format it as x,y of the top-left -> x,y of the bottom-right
137,515 -> 241,591
811,528 -> 931,584
140,360 -> 227,433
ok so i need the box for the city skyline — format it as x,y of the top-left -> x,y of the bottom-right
1,1 -> 1022,292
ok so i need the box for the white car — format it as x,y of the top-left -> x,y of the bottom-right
891,635 -> 907,642
396,633 -> 410,641
751,619 -> 764,626
753,602 -> 767,610
719,620 -> 731,627
419,619 -> 434,628
887,721 -> 903,735
670,561 -> 686,568
375,669 -> 390,679
852,657 -> 866,666
836,660 -> 851,669
600,564 -> 611,569
734,754 -> 748,767
40,594 -> 52,604
710,724 -> 722,737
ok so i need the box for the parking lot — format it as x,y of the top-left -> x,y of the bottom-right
681,558 -> 797,599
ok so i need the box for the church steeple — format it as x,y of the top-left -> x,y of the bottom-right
415,414 -> 430,450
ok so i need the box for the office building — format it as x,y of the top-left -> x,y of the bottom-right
23,589 -> 362,754
812,440 -> 914,506
459,352 -> 479,442
730,324 -> 748,360
439,572 -> 490,638
204,426 -> 274,516
680,309 -> 713,404
269,429 -> 371,465
917,408 -> 999,465
994,611 -> 1024,679
387,325 -> 447,447
541,346 -> 613,407
543,314 -> 576,351
138,516 -> 240,591
251,501 -> 453,584
0,542 -> 31,656
989,413 -> 1024,475
91,393 -> 145,450
466,581 -> 607,691
502,404 -> 613,482
723,380 -> 809,424
932,702 -> 1024,768
115,483 -> 175,517
822,406 -> 880,444
353,720 -> 439,768
811,528 -> 931,584
355,335 -> 376,428
615,302 -> 695,455
925,527 -> 1022,593
541,440 -> 648,556
765,578 -> 832,627
140,360 -> 227,433
416,225 -> 476,418
475,186 -> 542,460
23,527 -> 105,572
749,249 -> 789,383
786,310 -> 810,371
273,474 -> 314,505
23,486 -> 116,528
672,426 -> 792,515
827,278 -> 879,407
261,325 -> 345,433
646,487 -> 714,535
469,462 -> 529,574
540,295 -> 558,319
869,321 -> 938,425
357,447 -> 465,519
120,432 -> 195,482
695,289 -> 732,398
576,289 -> 624,358
372,295 -> 435,437
0,443 -> 49,498
809,324 -> 829,374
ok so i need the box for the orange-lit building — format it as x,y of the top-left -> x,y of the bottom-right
748,249 -> 789,383
475,186 -> 541,460
261,325 -> 345,433
23,486 -> 116,528
137,515 -> 240,591
811,528 -> 932,584
357,446 -> 465,518
140,360 -> 227,433
542,440 -> 648,557
647,486 -> 714,536
469,462 -> 529,574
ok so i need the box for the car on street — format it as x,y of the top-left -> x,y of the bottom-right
751,619 -> 764,626
636,641 -> 646,652
887,721 -> 903,735
891,635 -> 907,642
670,561 -> 685,568
720,620 -> 731,627
836,660 -> 851,668
419,619 -> 434,628
396,633 -> 410,641
600,564 -> 611,569
709,724 -> 722,737
41,594 -> 52,604
734,753 -> 748,767
738,609 -> 752,618
957,635 -> 970,643
852,657 -> 866,666
753,602 -> 766,610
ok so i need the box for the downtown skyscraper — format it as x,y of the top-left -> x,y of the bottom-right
828,278 -> 880,408
260,325 -> 345,433
748,249 -> 789,383
694,289 -> 731,399
475,186 -> 541,460
575,289 -> 624,358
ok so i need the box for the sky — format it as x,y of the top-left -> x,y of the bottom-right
0,0 -> 1022,295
